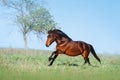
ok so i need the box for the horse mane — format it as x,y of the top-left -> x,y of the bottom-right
48,29 -> 72,40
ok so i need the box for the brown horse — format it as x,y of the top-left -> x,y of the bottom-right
46,29 -> 101,66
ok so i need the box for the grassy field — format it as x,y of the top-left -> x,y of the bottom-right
0,48 -> 120,80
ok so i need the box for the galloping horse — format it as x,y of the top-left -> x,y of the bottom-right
46,29 -> 101,66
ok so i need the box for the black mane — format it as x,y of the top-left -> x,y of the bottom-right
48,29 -> 72,40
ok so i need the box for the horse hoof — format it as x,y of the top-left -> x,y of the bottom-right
48,64 -> 52,66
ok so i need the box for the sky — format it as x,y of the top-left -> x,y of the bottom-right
0,0 -> 120,54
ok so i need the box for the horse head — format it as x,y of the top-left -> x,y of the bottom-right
46,30 -> 56,47
46,29 -> 72,47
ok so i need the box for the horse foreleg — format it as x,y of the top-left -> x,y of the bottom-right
48,51 -> 57,61
48,54 -> 58,66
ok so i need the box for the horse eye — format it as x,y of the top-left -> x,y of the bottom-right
48,35 -> 51,38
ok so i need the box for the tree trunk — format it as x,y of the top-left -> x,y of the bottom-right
23,32 -> 27,49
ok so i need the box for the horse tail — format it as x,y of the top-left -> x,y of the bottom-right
89,44 -> 101,63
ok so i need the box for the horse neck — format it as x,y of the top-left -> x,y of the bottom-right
55,37 -> 72,46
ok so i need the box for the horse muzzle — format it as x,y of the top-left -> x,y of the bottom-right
46,42 -> 51,47
46,39 -> 54,47
46,43 -> 49,47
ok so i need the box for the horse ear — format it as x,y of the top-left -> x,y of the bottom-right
48,30 -> 53,34
48,29 -> 57,34
48,27 -> 58,33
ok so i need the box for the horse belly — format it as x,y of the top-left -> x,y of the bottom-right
65,47 -> 81,56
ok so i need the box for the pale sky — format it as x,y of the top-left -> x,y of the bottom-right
0,0 -> 120,54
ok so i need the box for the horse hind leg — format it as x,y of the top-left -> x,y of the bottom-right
83,57 -> 87,64
87,58 -> 91,65
82,51 -> 91,65
83,57 -> 91,65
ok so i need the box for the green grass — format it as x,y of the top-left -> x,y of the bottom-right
0,48 -> 120,80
